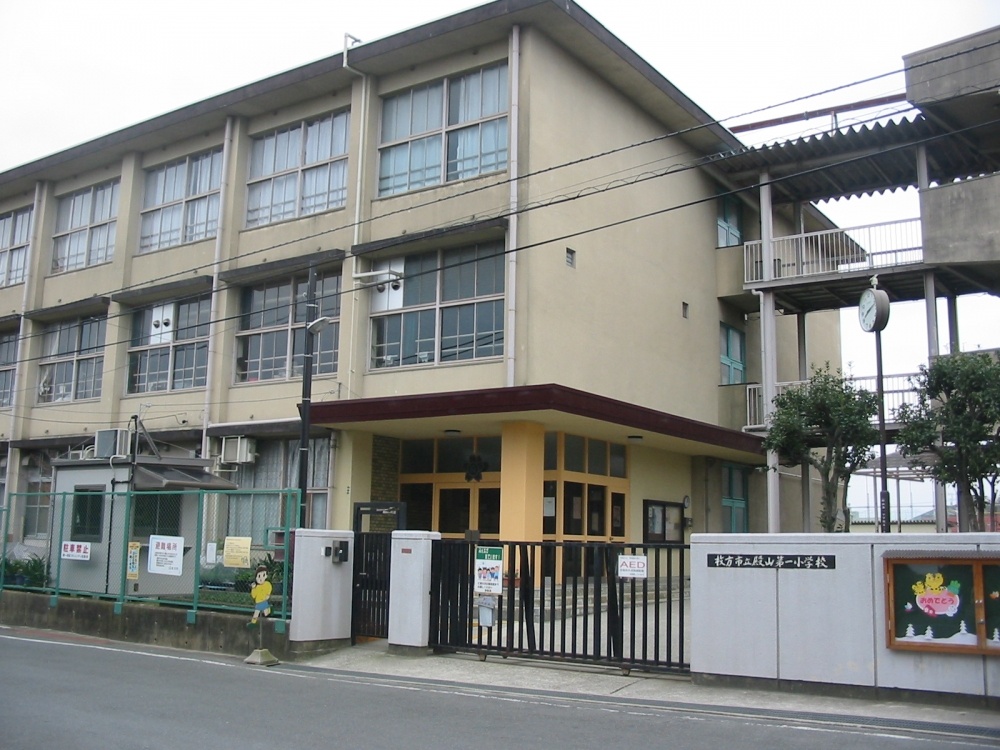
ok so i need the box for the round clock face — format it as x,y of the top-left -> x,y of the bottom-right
859,288 -> 889,332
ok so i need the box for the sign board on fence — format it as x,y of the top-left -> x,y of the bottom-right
474,546 -> 504,594
126,542 -> 141,580
61,541 -> 91,561
148,535 -> 184,577
617,554 -> 648,579
223,536 -> 252,568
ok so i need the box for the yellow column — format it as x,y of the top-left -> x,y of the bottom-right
499,421 -> 545,541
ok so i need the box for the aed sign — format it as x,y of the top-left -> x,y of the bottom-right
617,554 -> 648,579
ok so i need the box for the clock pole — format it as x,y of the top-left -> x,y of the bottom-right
859,277 -> 892,532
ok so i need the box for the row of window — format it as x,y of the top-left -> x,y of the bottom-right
0,62 -> 512,288
0,242 -> 507,405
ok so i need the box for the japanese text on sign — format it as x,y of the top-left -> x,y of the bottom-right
474,546 -> 504,594
61,541 -> 91,561
708,554 -> 836,569
148,535 -> 184,576
617,554 -> 648,579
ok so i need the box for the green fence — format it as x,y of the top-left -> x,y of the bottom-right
1,488 -> 299,626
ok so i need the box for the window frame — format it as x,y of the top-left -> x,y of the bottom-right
717,194 -> 743,248
71,486 -> 105,543
127,295 -> 212,394
235,271 -> 341,384
643,499 -> 684,543
246,110 -> 350,228
0,206 -> 31,287
37,316 -> 106,403
52,180 -> 119,273
720,323 -> 746,385
131,492 -> 182,539
721,463 -> 749,533
377,61 -> 509,196
0,331 -> 17,407
369,241 -> 505,369
140,149 -> 223,253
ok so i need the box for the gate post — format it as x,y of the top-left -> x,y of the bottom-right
388,531 -> 440,651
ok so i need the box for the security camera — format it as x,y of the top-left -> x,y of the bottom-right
390,280 -> 401,291
376,283 -> 386,293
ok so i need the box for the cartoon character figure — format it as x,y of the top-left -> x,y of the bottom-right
912,580 -> 926,596
249,565 -> 272,623
924,572 -> 945,593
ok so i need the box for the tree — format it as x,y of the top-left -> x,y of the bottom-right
762,364 -> 879,532
896,352 -> 1000,532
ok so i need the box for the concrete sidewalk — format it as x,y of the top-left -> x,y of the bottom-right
297,639 -> 1000,737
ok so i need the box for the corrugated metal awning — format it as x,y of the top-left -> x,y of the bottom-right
133,465 -> 237,491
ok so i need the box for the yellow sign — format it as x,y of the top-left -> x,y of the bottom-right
126,542 -> 141,580
223,537 -> 252,568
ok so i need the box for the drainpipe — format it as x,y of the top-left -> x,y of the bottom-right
201,117 -> 235,462
199,117 -> 234,544
343,33 -> 366,405
505,25 -> 521,388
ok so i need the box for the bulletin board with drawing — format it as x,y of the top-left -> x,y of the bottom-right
885,556 -> 1000,655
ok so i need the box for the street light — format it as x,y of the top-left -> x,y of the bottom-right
299,314 -> 333,528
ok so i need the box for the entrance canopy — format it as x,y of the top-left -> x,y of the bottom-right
132,464 -> 238,491
310,383 -> 763,463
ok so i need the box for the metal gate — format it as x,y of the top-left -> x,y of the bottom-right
351,503 -> 406,641
429,540 -> 690,674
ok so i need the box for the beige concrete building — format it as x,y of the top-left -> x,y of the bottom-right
0,0 -> 846,558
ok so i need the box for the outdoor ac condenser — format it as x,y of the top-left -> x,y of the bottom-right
221,436 -> 256,464
94,428 -> 131,459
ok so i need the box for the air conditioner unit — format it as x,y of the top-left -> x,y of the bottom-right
221,436 -> 256,464
94,428 -> 131,459
68,450 -> 85,460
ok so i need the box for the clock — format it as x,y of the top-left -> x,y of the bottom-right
859,288 -> 890,332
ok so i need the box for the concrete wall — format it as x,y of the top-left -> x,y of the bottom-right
691,533 -> 1000,704
0,590 -> 339,662
921,175 -> 1000,265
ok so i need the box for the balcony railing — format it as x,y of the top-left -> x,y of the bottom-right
744,218 -> 922,284
745,372 -> 919,431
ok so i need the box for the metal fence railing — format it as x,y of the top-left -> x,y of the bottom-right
0,489 -> 298,624
430,540 -> 690,675
745,372 -> 920,430
744,218 -> 922,283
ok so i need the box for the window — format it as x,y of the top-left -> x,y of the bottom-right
370,242 -> 504,368
38,317 -> 106,403
140,149 -> 223,252
128,296 -> 211,393
229,437 -> 330,541
246,110 -> 350,227
378,62 -> 508,196
0,332 -> 17,407
0,207 -> 31,287
52,180 -> 119,272
132,493 -> 181,538
644,500 -> 683,543
720,324 -> 745,385
22,452 -> 53,539
71,487 -> 104,542
717,194 -> 742,247
236,271 -> 340,383
22,492 -> 51,539
721,463 -> 748,533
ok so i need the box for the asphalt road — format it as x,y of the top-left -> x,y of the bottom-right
0,629 -> 996,750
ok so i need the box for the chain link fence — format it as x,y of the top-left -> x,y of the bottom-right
1,489 -> 298,621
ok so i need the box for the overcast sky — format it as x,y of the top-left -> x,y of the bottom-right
2,0 -> 998,380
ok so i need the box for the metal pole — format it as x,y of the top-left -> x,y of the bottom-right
298,265 -> 317,528
875,327 -> 891,532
